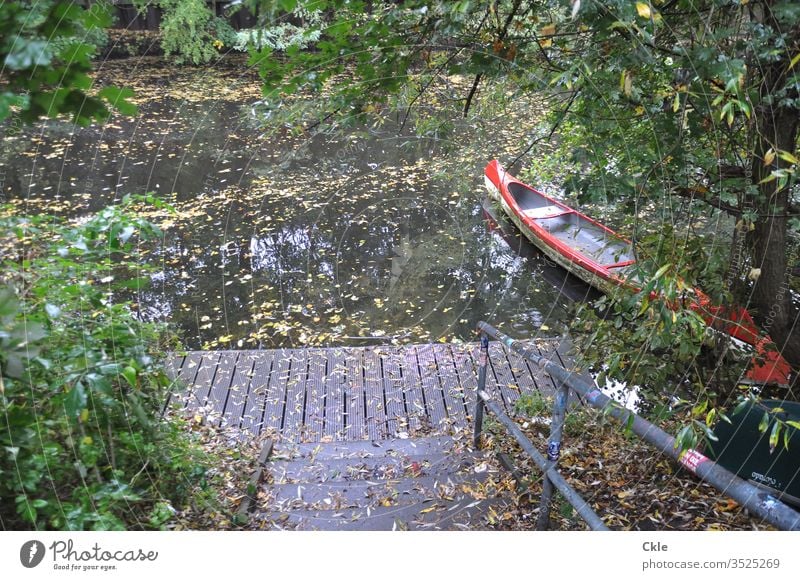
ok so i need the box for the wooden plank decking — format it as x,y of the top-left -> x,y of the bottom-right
167,340 -> 570,443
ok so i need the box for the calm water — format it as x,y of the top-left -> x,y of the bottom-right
1,58 -> 597,350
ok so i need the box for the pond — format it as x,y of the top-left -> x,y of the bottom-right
1,56 -> 598,350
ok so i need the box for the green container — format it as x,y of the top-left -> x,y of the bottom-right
706,400 -> 800,506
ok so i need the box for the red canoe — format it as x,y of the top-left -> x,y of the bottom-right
484,159 -> 791,385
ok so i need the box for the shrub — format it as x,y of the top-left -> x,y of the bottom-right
140,0 -> 236,65
233,7 -> 322,52
515,392 -> 595,437
0,196 -> 207,530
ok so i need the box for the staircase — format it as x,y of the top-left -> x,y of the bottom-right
250,435 -> 505,530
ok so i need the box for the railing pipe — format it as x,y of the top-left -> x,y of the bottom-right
478,390 -> 609,531
477,320 -> 800,531
473,333 -> 489,448
536,381 -> 570,530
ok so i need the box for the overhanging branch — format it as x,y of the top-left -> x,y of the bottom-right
463,0 -> 523,117
673,187 -> 741,216
508,89 -> 579,170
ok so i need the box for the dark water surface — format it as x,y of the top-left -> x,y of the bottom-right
1,57 -> 595,350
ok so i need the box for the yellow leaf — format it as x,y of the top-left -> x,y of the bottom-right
758,173 -> 777,185
636,2 -> 651,18
80,408 -> 89,423
790,53 -> 800,70
717,498 -> 739,512
540,24 -> 556,36
81,436 -> 93,446
763,148 -> 776,166
620,71 -> 632,96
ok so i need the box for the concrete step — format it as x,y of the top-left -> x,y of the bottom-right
275,435 -> 467,461
256,496 -> 505,531
269,451 -> 479,484
264,471 -> 491,511
254,434 -> 505,530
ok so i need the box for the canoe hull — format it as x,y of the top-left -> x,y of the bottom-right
484,160 -> 791,386
484,167 -> 630,296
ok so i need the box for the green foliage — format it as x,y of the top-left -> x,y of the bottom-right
253,0 -> 514,119
142,0 -> 236,64
514,391 -> 551,417
0,0 -> 134,125
514,392 -> 594,437
48,1 -> 110,58
233,5 -> 322,51
572,226 -> 751,404
255,0 -> 800,397
557,496 -> 577,523
732,395 -> 800,453
0,197 -> 208,530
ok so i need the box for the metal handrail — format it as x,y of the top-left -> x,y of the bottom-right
472,333 -> 608,530
474,321 -> 800,531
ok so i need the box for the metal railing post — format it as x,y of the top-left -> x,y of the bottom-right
476,320 -> 800,531
478,391 -> 609,530
536,381 -> 570,530
473,333 -> 490,448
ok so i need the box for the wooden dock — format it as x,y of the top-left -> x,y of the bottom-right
167,340 -> 569,443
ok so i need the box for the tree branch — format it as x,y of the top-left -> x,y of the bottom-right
673,187 -> 742,216
463,0 -> 522,117
508,89 -> 579,170
398,49 -> 463,134
463,73 -> 483,117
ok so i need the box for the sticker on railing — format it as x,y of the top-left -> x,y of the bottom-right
585,389 -> 602,403
547,441 -> 561,462
679,449 -> 708,474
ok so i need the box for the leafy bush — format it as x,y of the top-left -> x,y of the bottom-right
570,227 -> 749,411
159,0 -> 216,65
233,7 -> 322,52
48,0 -> 110,58
514,392 -> 595,437
0,196 -> 207,530
138,0 -> 235,65
0,0 -> 134,125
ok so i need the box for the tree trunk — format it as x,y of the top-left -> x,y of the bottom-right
749,73 -> 800,366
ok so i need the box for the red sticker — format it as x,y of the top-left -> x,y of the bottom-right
679,449 -> 708,474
